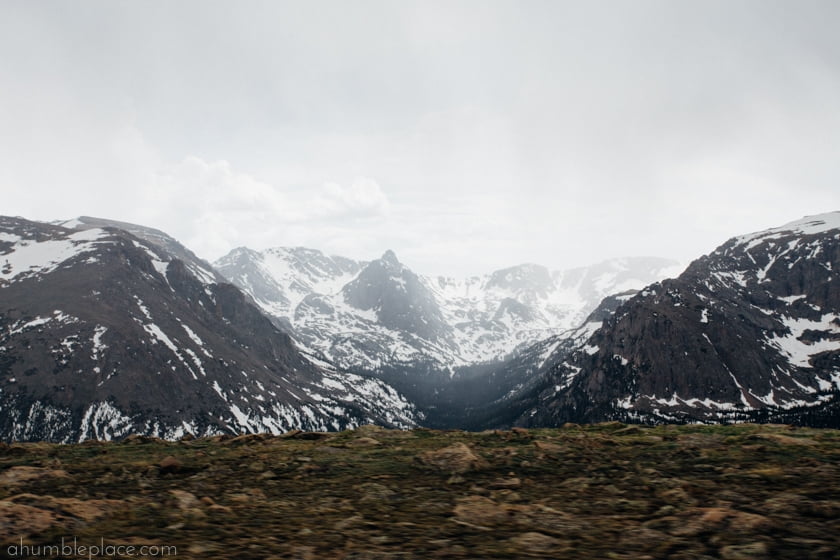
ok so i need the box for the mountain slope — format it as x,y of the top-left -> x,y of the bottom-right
0,216 -> 417,442
421,291 -> 637,429
214,247 -> 681,376
512,212 -> 840,427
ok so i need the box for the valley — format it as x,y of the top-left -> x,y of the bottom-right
1,212 -> 839,440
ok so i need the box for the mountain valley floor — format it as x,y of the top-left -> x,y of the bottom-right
1,423 -> 838,559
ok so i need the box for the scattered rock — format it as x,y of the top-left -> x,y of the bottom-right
763,492 -> 807,514
346,437 -> 382,447
452,495 -> 581,535
614,426 -> 643,435
417,443 -> 486,473
517,504 -> 583,535
666,506 -> 773,537
534,441 -> 565,455
560,477 -> 592,491
334,514 -> 365,531
279,429 -> 303,439
296,463 -> 322,475
226,488 -> 266,504
286,545 -> 317,560
0,499 -> 65,536
355,482 -> 396,503
225,433 -> 272,444
0,424 -> 836,558
186,542 -> 221,554
720,542 -> 768,559
803,500 -> 840,518
169,489 -> 200,510
313,445 -> 347,455
4,493 -> 126,524
756,433 -> 816,446
658,486 -> 697,507
121,434 -> 161,444
207,504 -> 233,514
0,466 -> 69,487
489,477 -> 521,488
158,455 -> 182,474
452,495 -> 509,528
4,444 -> 28,456
283,431 -> 330,441
509,531 -> 564,554
676,433 -> 726,448
727,510 -> 773,533
354,424 -> 386,435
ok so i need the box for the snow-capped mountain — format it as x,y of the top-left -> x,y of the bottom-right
509,212 -> 840,427
214,247 -> 682,377
0,216 -> 418,442
420,291 -> 637,430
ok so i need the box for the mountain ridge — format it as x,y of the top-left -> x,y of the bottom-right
214,246 -> 682,377
508,211 -> 840,428
0,216 -> 419,442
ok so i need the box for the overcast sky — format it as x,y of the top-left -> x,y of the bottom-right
2,1 -> 839,276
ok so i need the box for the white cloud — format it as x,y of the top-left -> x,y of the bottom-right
315,178 -> 391,220
137,156 -> 392,261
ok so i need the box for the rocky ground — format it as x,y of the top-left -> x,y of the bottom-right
1,423 -> 839,559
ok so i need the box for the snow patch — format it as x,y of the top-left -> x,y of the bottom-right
0,228 -> 110,283
91,325 -> 108,361
768,313 -> 840,368
582,344 -> 599,356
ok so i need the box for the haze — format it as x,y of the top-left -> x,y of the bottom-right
2,0 -> 839,276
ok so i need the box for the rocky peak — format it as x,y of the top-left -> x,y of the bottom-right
342,252 -> 449,341
380,249 -> 401,269
514,212 -> 840,427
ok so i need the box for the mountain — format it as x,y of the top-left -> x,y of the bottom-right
214,248 -> 682,379
0,216 -> 418,442
59,216 -> 228,285
213,246 -> 362,326
509,212 -> 840,427
420,291 -> 637,430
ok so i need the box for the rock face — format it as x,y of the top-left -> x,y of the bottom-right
0,216 -> 418,442
342,250 -> 450,342
511,212 -> 840,427
214,245 -> 680,387
418,292 -> 638,430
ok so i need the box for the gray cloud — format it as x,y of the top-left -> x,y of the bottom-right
2,0 -> 839,275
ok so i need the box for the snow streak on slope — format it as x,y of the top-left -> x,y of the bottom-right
215,247 -> 683,373
0,216 -> 421,442
512,211 -> 840,427
0,228 -> 109,283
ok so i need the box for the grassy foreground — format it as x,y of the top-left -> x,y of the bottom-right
1,423 -> 839,559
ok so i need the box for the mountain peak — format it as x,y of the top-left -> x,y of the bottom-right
732,211 -> 840,249
381,249 -> 400,267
